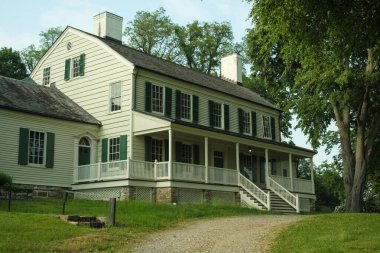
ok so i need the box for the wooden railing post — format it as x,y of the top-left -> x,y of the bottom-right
296,193 -> 300,213
267,191 -> 271,211
127,157 -> 130,178
97,160 -> 101,181
289,153 -> 294,191
168,129 -> 172,180
265,149 -> 269,187
236,143 -> 240,186
205,137 -> 208,184
154,159 -> 158,180
310,157 -> 315,194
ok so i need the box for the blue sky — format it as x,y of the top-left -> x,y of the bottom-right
0,0 -> 337,165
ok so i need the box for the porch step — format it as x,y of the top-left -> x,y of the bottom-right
269,192 -> 296,214
239,188 -> 267,211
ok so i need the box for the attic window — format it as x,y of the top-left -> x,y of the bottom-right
66,42 -> 72,50
42,67 -> 50,86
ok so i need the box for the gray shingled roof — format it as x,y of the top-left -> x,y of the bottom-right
67,27 -> 278,110
92,36 -> 280,111
0,76 -> 100,125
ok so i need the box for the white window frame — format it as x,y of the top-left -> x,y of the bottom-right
72,56 -> 80,78
180,92 -> 192,121
213,102 -> 224,129
242,110 -> 251,135
28,130 -> 46,166
108,137 -> 120,162
263,115 -> 272,139
151,138 -> 164,162
151,84 -> 164,114
110,82 -> 122,113
42,67 -> 50,86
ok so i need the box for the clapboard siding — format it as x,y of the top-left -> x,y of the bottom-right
135,70 -> 280,142
31,29 -> 133,160
0,109 -> 98,187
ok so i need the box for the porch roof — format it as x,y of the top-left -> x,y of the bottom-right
134,110 -> 316,156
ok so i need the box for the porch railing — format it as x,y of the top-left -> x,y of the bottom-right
270,175 -> 314,194
73,159 -> 237,186
239,174 -> 269,209
268,177 -> 300,213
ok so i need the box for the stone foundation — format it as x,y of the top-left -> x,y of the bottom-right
0,184 -> 68,199
120,186 -> 136,200
156,187 -> 178,203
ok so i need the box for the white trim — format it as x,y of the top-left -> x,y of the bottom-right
109,81 -> 122,113
27,129 -> 47,167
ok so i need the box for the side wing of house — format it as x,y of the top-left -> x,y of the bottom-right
31,28 -> 135,162
0,109 -> 98,187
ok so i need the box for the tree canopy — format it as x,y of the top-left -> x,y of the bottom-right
247,0 -> 380,212
22,27 -> 63,73
124,8 -> 238,75
0,47 -> 27,79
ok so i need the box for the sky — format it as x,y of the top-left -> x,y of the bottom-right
0,0 -> 338,165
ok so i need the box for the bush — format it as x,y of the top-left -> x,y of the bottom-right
0,172 -> 12,189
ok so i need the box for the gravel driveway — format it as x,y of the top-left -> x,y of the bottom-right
133,215 -> 302,253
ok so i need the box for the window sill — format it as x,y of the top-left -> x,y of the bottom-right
26,164 -> 50,169
109,110 -> 122,115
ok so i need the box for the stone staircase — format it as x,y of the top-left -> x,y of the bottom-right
269,191 -> 296,214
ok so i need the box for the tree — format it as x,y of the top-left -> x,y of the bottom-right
22,27 -> 63,73
124,7 -> 179,62
247,0 -> 380,212
0,47 -> 27,79
175,21 -> 235,75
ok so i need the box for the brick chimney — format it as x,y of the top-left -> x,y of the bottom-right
93,12 -> 123,43
221,54 -> 243,85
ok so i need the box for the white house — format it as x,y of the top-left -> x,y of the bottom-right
1,12 -> 316,212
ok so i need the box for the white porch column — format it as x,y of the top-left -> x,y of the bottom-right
168,129 -> 172,180
205,137 -> 208,183
236,143 -> 240,185
289,153 -> 294,191
310,157 -> 315,194
265,148 -> 269,187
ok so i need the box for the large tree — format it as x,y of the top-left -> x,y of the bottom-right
247,0 -> 380,212
175,21 -> 235,75
124,7 -> 179,62
0,47 -> 27,79
22,27 -> 63,73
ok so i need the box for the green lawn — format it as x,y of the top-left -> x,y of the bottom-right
272,213 -> 380,253
0,198 -> 266,252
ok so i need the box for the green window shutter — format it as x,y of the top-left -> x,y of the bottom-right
175,142 -> 182,162
120,135 -> 128,160
165,87 -> 172,117
64,59 -> 71,81
145,82 -> 152,112
175,90 -> 181,118
79,53 -> 85,76
101,138 -> 108,162
271,117 -> 276,141
46,132 -> 55,168
224,104 -> 229,131
251,111 -> 257,137
192,95 -> 199,123
144,136 -> 152,162
238,108 -> 243,134
193,144 -> 200,165
164,139 -> 169,161
18,128 -> 29,165
209,100 -> 215,127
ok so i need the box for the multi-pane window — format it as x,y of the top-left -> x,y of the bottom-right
72,56 -> 80,78
214,151 -> 224,168
152,84 -> 163,113
151,139 -> 163,162
263,116 -> 272,139
180,93 -> 191,120
213,102 -> 222,128
28,131 -> 45,165
43,67 -> 50,86
110,82 -> 121,112
182,144 -> 193,164
242,110 -> 251,134
109,137 -> 120,162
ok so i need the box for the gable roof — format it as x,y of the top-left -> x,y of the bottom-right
0,76 -> 100,125
70,27 -> 279,111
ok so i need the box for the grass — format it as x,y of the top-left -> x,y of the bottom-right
0,198 -> 266,252
272,213 -> 380,253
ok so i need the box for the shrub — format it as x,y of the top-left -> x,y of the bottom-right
0,172 -> 12,189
